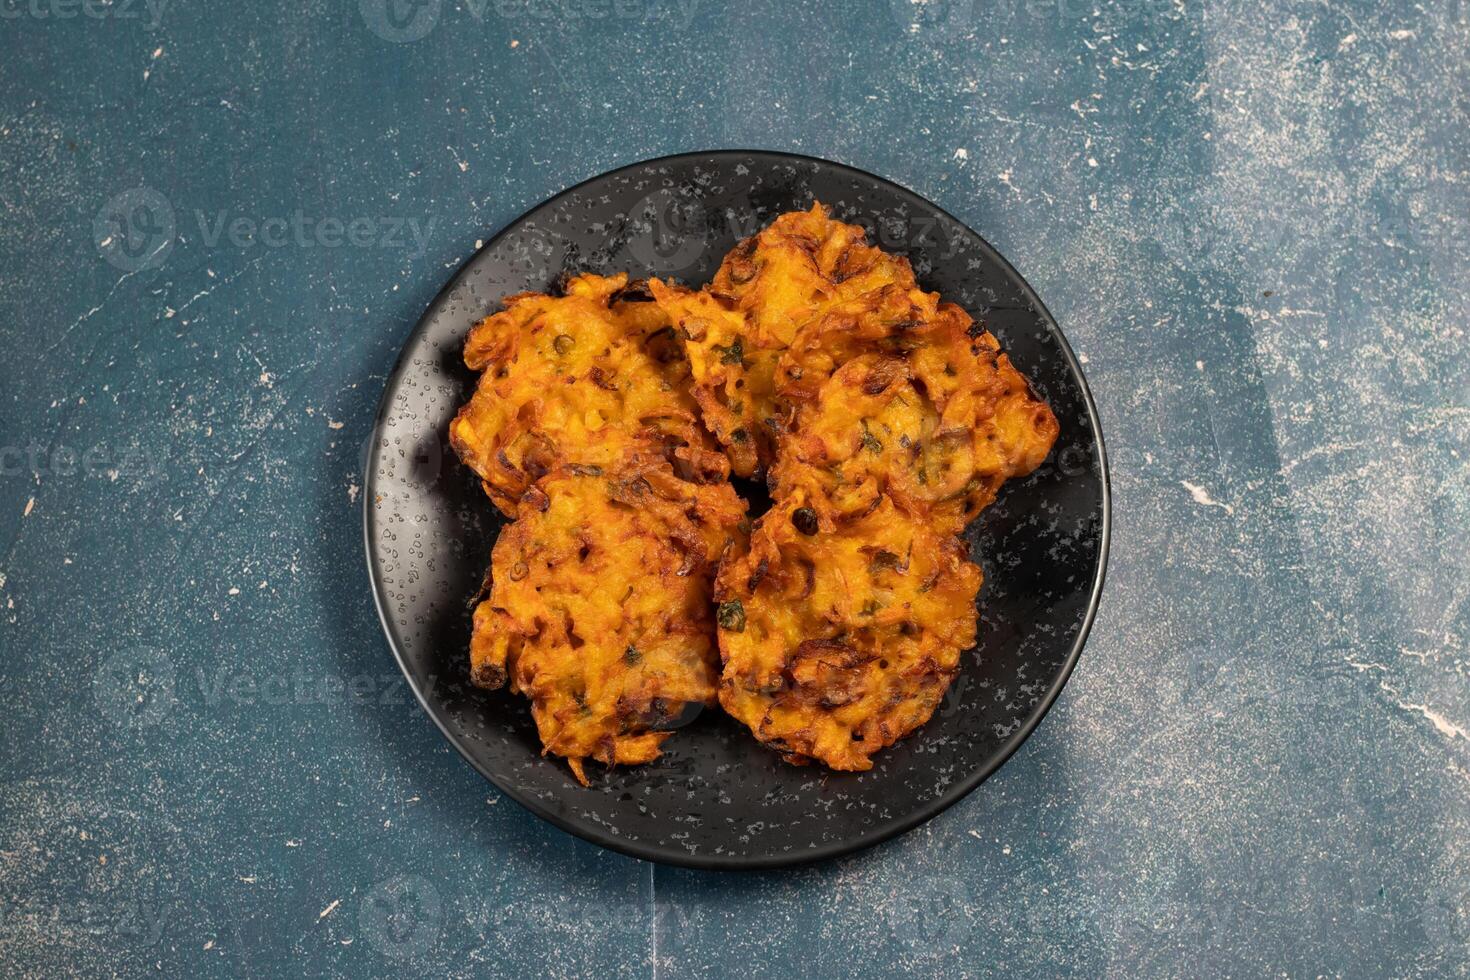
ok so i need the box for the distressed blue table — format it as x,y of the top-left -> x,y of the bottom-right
1,1 -> 1466,976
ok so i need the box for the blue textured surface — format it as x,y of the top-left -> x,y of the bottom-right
1,1 -> 1466,977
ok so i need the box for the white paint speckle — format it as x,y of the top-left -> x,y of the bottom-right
1384,684 -> 1469,742
1180,480 -> 1235,515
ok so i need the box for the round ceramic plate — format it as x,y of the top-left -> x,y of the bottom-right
364,151 -> 1109,870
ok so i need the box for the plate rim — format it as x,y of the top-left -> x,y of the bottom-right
363,148 -> 1112,871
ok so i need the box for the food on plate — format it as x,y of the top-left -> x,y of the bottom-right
650,204 -> 916,478
451,274 -> 745,784
451,205 -> 1057,780
468,464 -> 746,785
450,272 -> 728,516
713,494 -> 981,770
700,208 -> 1058,770
769,278 -> 1059,535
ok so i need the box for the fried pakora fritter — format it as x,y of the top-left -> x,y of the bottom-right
450,272 -> 728,516
713,494 -> 981,770
770,282 -> 1059,534
452,273 -> 746,784
453,205 -> 1058,780
469,464 -> 746,785
697,207 -> 1058,770
650,204 -> 916,478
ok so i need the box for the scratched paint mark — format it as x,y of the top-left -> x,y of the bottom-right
1180,480 -> 1234,515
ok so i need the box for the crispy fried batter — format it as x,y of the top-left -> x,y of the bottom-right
450,272 -> 728,516
771,281 -> 1059,534
700,206 -> 1059,770
651,204 -> 916,478
470,464 -> 746,785
714,495 -> 981,770
453,208 -> 1058,779
453,273 -> 746,784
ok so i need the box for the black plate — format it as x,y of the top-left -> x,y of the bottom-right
364,151 -> 1110,870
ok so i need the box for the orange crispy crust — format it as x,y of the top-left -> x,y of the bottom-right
451,273 -> 747,784
453,208 -> 1059,779
700,206 -> 1059,770
650,203 -> 917,478
772,282 -> 1059,535
713,495 -> 981,771
470,465 -> 746,785
449,272 -> 729,516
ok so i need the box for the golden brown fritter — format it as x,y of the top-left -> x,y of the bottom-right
698,207 -> 1059,770
713,494 -> 981,771
469,463 -> 747,785
650,204 -> 916,478
771,282 -> 1060,535
450,272 -> 728,516
453,207 -> 1059,780
452,273 -> 746,784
